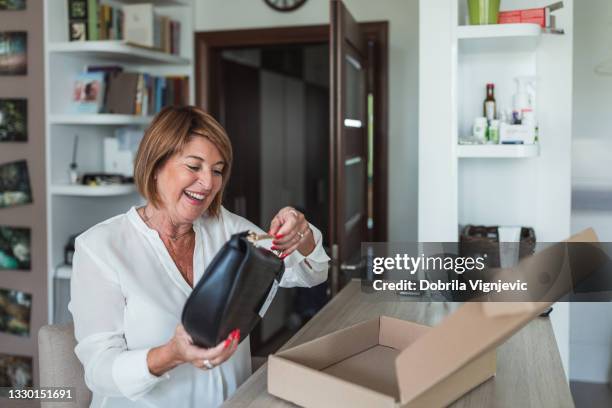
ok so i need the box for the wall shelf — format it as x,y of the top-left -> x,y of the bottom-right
457,144 -> 540,158
120,0 -> 190,6
49,114 -> 153,126
458,23 -> 541,53
48,41 -> 191,65
50,184 -> 137,197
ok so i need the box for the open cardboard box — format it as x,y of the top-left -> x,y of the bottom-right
268,229 -> 601,407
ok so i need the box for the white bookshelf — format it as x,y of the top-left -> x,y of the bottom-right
50,184 -> 137,196
457,144 -> 540,158
48,41 -> 191,65
44,0 -> 195,323
457,23 -> 542,52
49,113 -> 154,125
457,22 -> 542,39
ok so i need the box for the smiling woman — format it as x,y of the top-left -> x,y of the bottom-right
69,106 -> 330,408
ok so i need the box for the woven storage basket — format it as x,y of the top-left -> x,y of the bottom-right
460,225 -> 536,268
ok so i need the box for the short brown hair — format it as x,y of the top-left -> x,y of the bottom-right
134,106 -> 233,217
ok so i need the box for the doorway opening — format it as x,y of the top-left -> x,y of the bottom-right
195,23 -> 388,354
219,43 -> 331,242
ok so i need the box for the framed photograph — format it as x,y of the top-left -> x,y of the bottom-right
0,160 -> 33,209
0,287 -> 31,337
0,99 -> 27,142
72,72 -> 105,113
0,0 -> 26,11
0,354 -> 32,392
0,226 -> 30,271
0,353 -> 32,387
0,31 -> 27,75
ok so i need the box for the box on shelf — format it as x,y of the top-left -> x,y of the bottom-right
498,2 -> 564,30
104,127 -> 144,177
499,123 -> 536,144
268,229 -> 599,407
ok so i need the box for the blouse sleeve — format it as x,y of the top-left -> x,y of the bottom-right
227,211 -> 330,288
69,237 -> 169,400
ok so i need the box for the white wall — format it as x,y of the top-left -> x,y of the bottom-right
194,0 -> 420,242
571,0 -> 612,384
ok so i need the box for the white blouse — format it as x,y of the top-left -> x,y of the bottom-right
69,206 -> 330,408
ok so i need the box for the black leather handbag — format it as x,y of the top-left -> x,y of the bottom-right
181,231 -> 285,348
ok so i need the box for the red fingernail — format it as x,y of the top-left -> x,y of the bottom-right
280,254 -> 288,259
224,339 -> 231,349
275,234 -> 284,239
271,245 -> 279,250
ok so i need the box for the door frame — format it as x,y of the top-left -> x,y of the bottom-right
195,23 -> 388,242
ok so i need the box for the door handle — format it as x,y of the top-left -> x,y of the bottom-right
340,260 -> 366,271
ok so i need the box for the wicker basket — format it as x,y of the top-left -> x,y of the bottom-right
460,225 -> 536,268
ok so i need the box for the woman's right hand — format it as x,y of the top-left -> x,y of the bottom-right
169,325 -> 240,369
148,325 -> 240,376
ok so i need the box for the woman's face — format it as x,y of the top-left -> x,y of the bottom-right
155,136 -> 225,224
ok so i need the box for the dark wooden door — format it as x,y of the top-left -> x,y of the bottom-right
329,0 -> 369,295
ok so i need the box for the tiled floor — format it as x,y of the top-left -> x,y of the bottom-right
571,381 -> 612,408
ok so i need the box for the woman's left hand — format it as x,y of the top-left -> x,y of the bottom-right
268,207 -> 316,258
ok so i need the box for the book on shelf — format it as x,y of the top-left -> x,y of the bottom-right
124,3 -> 182,55
87,67 -> 189,116
68,0 -> 88,41
69,0 -> 124,42
123,4 -> 155,47
68,1 -> 182,55
71,72 -> 106,113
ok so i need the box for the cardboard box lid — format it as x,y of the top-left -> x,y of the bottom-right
394,228 -> 600,404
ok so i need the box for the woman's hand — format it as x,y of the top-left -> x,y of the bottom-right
147,325 -> 240,376
268,207 -> 316,258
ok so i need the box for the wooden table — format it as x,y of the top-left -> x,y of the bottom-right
223,280 -> 574,407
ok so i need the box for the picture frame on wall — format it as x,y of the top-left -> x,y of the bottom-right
0,353 -> 33,390
0,287 -> 32,337
0,31 -> 27,75
0,99 -> 27,142
0,160 -> 33,209
0,0 -> 26,11
0,226 -> 30,271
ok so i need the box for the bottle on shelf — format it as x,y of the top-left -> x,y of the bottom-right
483,83 -> 496,123
488,120 -> 500,144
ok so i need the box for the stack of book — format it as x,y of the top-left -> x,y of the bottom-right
71,66 -> 189,115
68,0 -> 124,42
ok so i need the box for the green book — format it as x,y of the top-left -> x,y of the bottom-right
87,0 -> 98,41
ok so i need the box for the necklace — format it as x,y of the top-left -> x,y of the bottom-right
140,207 -> 194,241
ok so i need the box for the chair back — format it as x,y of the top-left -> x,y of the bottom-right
38,323 -> 92,408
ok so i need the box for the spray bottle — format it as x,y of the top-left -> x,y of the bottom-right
513,76 -> 538,143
